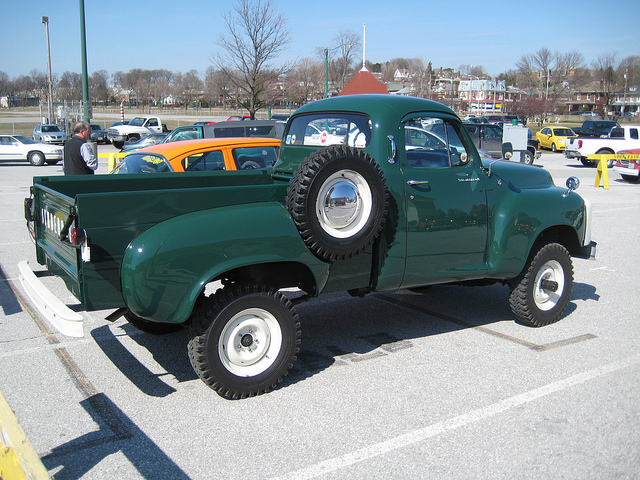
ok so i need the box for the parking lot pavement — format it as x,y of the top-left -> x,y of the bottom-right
1,152 -> 639,479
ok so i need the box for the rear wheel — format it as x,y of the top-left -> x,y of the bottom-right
523,149 -> 534,165
595,148 -> 615,167
28,151 -> 46,166
188,283 -> 301,399
509,242 -> 573,327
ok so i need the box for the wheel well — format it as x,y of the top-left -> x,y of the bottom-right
215,262 -> 317,295
534,225 -> 582,257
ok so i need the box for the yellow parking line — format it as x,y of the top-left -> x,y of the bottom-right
0,390 -> 50,479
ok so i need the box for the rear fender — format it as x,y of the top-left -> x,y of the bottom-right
120,202 -> 329,324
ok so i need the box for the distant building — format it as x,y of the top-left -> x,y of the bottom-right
338,68 -> 388,96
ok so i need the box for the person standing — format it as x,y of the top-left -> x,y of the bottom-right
63,121 -> 98,175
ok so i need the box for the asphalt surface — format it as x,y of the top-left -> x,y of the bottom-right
1,144 -> 639,480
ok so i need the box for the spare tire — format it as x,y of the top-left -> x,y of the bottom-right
286,145 -> 388,262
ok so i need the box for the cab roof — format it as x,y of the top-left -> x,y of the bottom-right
134,137 -> 281,157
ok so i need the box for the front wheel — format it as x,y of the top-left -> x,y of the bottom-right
509,242 -> 573,327
28,151 -> 46,166
188,283 -> 301,399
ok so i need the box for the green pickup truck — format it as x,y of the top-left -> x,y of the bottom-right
21,95 -> 596,399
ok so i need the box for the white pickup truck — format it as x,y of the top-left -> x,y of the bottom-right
107,116 -> 169,149
565,124 -> 640,167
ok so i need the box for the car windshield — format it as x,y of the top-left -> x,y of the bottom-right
42,125 -> 62,132
15,135 -> 37,144
111,153 -> 171,174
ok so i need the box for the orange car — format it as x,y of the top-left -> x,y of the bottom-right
111,137 -> 280,174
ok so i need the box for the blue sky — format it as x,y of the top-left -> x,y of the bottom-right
1,0 -> 638,80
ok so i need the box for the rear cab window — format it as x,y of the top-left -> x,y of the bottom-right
284,113 -> 372,149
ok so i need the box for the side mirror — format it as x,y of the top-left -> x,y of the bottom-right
501,142 -> 513,159
564,176 -> 580,197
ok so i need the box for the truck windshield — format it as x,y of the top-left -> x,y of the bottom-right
111,153 -> 171,174
127,117 -> 147,127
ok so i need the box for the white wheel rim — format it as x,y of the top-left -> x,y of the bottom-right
316,169 -> 372,238
219,308 -> 282,377
533,260 -> 565,311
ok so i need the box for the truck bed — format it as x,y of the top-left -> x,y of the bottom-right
31,170 -> 285,310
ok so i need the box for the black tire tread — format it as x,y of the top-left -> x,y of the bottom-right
188,283 -> 301,399
286,145 -> 388,262
509,242 -> 573,327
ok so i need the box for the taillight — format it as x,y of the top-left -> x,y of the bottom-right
578,140 -> 583,149
70,227 -> 85,246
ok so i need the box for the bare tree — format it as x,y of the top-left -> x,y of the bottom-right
180,69 -> 204,111
592,52 -> 621,117
89,69 -> 110,105
213,0 -> 291,119
57,71 -> 82,102
516,47 -> 553,95
285,57 -> 323,105
153,77 -> 171,109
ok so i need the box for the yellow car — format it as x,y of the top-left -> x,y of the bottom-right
535,126 -> 577,152
111,137 -> 280,174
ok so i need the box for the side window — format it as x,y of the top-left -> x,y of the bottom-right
183,150 -> 225,171
486,126 -> 502,139
167,128 -> 198,143
403,116 -> 473,168
630,129 -> 638,140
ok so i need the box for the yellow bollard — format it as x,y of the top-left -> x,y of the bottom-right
594,156 -> 609,189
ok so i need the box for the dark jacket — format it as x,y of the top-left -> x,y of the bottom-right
64,135 -> 94,175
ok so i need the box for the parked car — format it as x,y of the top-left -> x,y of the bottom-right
32,124 -> 66,145
535,127 -> 577,152
111,137 -> 281,174
161,120 -> 285,144
89,124 -> 109,144
0,134 -> 63,166
120,133 -> 169,153
227,114 -> 251,121
612,148 -> 640,182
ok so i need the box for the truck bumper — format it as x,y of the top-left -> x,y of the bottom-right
17,260 -> 84,337
564,150 -> 581,159
613,165 -> 639,177
108,134 -> 126,143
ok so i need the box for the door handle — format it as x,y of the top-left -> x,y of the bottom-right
407,180 -> 429,185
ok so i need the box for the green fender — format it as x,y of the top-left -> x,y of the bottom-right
486,185 -> 587,278
120,202 -> 329,324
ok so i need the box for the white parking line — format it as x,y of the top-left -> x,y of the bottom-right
270,354 -> 640,480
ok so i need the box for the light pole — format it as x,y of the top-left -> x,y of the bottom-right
41,16 -> 54,123
324,43 -> 351,98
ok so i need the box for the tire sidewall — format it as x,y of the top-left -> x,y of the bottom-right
289,146 -> 388,262
522,243 -> 572,325
29,151 -> 45,166
203,291 -> 298,395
